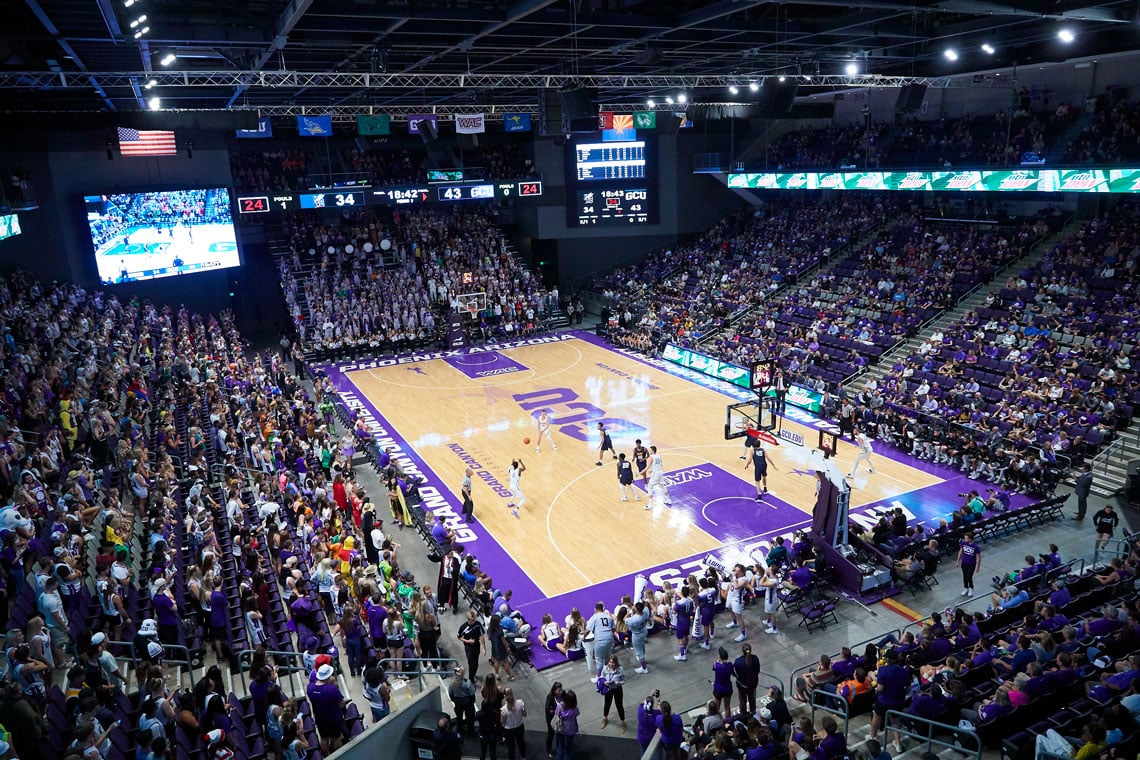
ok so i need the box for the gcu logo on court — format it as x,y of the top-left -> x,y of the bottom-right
512,387 -> 647,442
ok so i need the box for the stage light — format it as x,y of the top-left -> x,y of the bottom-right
728,85 -> 739,95
665,96 -> 674,105
129,14 -> 146,28
148,96 -> 161,110
944,48 -> 958,62
778,75 -> 786,82
845,62 -> 858,76
160,53 -> 176,66
982,43 -> 995,54
133,27 -> 149,38
123,0 -> 136,6
677,93 -> 687,104
749,82 -> 759,92
646,99 -> 655,108
144,79 -> 156,89
1058,28 -> 1075,43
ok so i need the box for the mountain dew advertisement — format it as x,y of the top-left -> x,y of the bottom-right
662,344 -> 751,389
727,168 -> 1140,193
661,344 -> 824,413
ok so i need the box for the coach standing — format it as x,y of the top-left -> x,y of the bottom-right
1073,465 -> 1093,521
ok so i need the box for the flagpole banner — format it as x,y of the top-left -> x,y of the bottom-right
633,111 -> 656,129
612,114 -> 633,131
117,127 -> 177,156
296,115 -> 333,136
356,114 -> 390,136
455,113 -> 486,134
598,111 -> 614,130
503,113 -> 531,132
235,117 -> 273,139
407,114 -> 439,135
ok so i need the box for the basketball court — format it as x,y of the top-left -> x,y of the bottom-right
94,222 -> 238,282
320,330 -> 1032,664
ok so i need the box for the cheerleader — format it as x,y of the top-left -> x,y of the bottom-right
696,577 -> 719,650
672,587 -> 694,662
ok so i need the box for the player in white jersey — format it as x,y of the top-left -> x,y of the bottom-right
847,430 -> 876,478
647,445 -> 672,508
535,409 -> 557,453
507,459 -> 527,518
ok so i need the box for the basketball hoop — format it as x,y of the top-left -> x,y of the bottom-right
467,304 -> 478,319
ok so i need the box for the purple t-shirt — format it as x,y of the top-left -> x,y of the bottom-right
875,664 -> 910,706
636,705 -> 659,744
959,541 -> 979,566
657,713 -> 684,745
307,682 -> 344,728
367,604 -> 388,640
556,706 -> 579,736
713,660 -> 734,695
209,589 -> 228,628
154,594 -> 180,627
813,731 -> 847,760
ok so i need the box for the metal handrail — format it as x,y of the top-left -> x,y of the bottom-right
107,640 -> 197,688
809,687 -> 852,737
234,648 -> 351,700
786,632 -> 898,705
1093,537 -> 1133,566
884,709 -> 982,760
378,656 -> 460,692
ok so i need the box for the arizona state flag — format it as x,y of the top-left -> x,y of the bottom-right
612,113 -> 633,130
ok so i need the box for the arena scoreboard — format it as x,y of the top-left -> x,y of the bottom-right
574,140 -> 647,182
574,188 -> 653,225
234,178 -> 543,214
565,136 -> 659,227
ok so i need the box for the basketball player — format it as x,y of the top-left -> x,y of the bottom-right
647,445 -> 672,508
742,438 -> 778,500
848,431 -> 876,478
506,459 -> 526,518
595,422 -> 616,466
535,410 -> 557,453
617,452 -> 639,502
461,468 -> 475,522
632,439 -> 650,488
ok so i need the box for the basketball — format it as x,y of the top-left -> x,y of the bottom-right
523,437 -> 531,444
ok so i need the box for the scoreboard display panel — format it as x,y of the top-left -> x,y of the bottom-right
574,140 -> 647,182
565,135 -> 659,227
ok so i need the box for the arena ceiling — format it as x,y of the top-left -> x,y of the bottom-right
0,0 -> 1136,116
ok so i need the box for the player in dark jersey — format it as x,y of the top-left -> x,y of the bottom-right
617,452 -> 638,502
595,422 -> 616,466
633,439 -> 650,488
742,437 -> 779,501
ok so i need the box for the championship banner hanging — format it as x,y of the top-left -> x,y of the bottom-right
455,113 -> 486,134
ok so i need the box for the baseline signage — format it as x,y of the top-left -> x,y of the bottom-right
661,344 -> 823,414
726,168 -> 1140,193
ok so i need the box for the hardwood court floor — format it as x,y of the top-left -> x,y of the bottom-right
346,338 -> 941,596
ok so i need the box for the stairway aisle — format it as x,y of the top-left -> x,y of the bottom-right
693,214 -> 897,351
842,217 -> 1084,395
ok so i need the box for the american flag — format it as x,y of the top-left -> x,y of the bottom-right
117,127 -> 177,157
